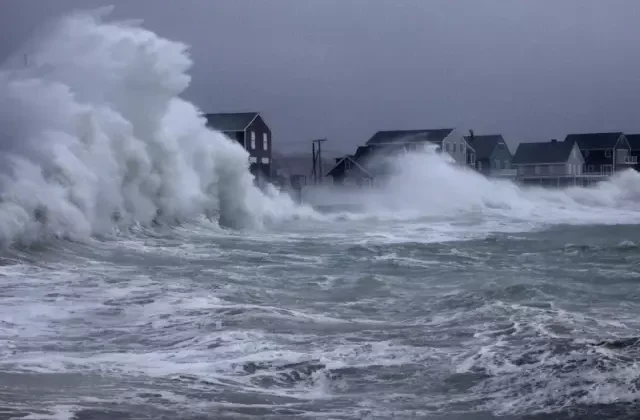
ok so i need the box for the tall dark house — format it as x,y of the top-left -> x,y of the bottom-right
204,112 -> 272,182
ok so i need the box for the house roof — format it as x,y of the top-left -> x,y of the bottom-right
325,154 -> 372,178
365,129 -> 454,146
625,134 -> 640,150
204,112 -> 258,132
352,145 -> 375,163
563,132 -> 623,149
325,156 -> 348,177
327,144 -> 398,178
464,134 -> 509,160
511,140 -> 576,165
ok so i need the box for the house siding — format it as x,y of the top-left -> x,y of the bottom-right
223,131 -> 245,148
442,129 -> 468,165
466,146 -> 476,167
630,148 -> 640,171
516,163 -> 568,176
513,142 -> 585,184
245,115 -> 272,182
476,141 -> 513,175
488,143 -> 512,171
578,134 -> 631,174
566,143 -> 584,174
613,135 -> 635,170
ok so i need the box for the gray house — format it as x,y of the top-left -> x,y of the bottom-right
624,133 -> 640,172
564,132 -> 635,175
204,112 -> 272,182
326,146 -> 376,186
464,133 -> 514,177
364,128 -> 474,166
511,139 -> 585,187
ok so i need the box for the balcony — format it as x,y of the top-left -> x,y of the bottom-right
621,155 -> 638,165
492,169 -> 518,178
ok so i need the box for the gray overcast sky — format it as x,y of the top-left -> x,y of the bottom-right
2,0 -> 640,156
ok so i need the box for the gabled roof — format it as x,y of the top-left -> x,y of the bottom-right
326,144 -> 401,178
564,132 -> 623,149
325,154 -> 372,178
366,129 -> 454,146
511,140 -> 576,165
625,134 -> 640,150
352,145 -> 375,163
204,112 -> 259,132
464,134 -> 509,160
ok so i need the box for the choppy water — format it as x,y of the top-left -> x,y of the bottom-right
2,221 -> 640,419
2,7 -> 640,419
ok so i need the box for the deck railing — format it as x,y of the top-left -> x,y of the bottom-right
517,172 -> 610,179
621,156 -> 638,165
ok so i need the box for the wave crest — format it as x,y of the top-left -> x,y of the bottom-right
0,8 -> 312,245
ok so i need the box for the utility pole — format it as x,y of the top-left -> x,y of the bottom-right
311,138 -> 327,184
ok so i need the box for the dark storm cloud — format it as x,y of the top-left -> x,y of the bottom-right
2,0 -> 640,156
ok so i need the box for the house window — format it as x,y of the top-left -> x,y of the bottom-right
605,149 -> 612,158
477,161 -> 483,171
261,157 -> 269,164
445,143 -> 450,152
586,165 -> 594,173
461,143 -> 465,154
452,143 -> 457,153
263,133 -> 268,150
250,131 -> 256,149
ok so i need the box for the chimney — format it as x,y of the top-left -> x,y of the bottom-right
550,139 -> 557,143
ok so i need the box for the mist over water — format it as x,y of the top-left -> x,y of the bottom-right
306,150 -> 640,231
2,7 -> 640,420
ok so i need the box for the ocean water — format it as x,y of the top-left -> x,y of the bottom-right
1,8 -> 640,420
